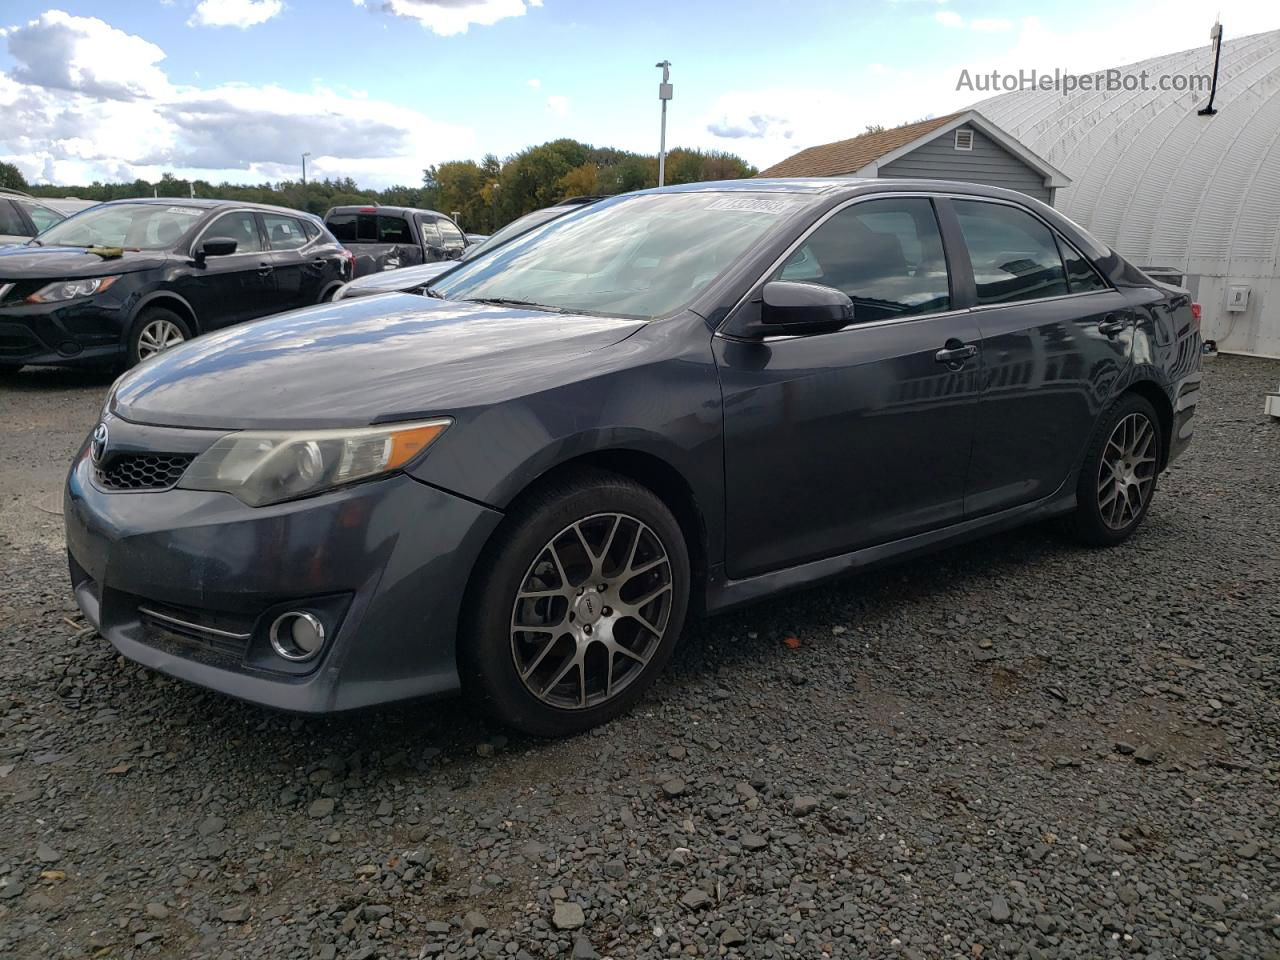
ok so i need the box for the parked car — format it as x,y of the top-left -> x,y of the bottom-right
0,187 -> 76,246
0,197 -> 351,371
65,178 -> 1201,737
323,205 -> 468,278
332,196 -> 604,301
465,233 -> 488,246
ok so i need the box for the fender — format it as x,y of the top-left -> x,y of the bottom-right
121,288 -> 203,344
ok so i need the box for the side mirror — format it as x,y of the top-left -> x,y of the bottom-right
756,280 -> 853,336
195,236 -> 238,262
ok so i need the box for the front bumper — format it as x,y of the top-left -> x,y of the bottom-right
0,296 -> 128,366
64,448 -> 503,712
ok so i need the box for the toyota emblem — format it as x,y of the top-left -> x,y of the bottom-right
90,422 -> 109,464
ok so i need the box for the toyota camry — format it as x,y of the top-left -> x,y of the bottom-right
64,178 -> 1202,736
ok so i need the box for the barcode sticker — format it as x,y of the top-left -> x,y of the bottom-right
705,197 -> 795,215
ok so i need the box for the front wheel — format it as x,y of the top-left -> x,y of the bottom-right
461,470 -> 690,737
1069,393 -> 1162,546
127,307 -> 192,366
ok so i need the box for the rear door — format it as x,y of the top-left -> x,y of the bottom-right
262,212 -> 324,310
941,197 -> 1132,517
0,199 -> 34,245
715,195 -> 983,578
178,210 -> 277,329
14,200 -> 64,237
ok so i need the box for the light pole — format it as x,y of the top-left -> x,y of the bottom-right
655,60 -> 672,187
301,151 -> 311,187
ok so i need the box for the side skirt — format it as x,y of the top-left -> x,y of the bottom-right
703,486 -> 1078,616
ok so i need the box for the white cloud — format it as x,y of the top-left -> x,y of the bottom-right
188,0 -> 285,29
970,18 -> 1014,32
0,10 -> 169,100
0,11 -> 473,188
355,0 -> 539,36
527,77 -> 541,88
934,10 -> 963,27
546,94 -> 569,117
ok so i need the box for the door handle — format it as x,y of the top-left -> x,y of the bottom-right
1098,313 -> 1128,338
935,342 -> 978,366
257,262 -> 273,277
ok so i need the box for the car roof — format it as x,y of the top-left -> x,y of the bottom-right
97,196 -> 323,219
325,205 -> 452,219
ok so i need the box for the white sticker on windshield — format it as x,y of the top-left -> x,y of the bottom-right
705,197 -> 795,215
165,206 -> 202,216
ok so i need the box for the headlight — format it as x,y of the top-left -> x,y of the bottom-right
177,418 -> 450,507
26,276 -> 119,303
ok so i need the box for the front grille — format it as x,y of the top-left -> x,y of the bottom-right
95,453 -> 193,491
138,603 -> 253,664
0,323 -> 42,359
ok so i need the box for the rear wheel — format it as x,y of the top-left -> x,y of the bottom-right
461,470 -> 690,737
1069,393 -> 1161,546
127,307 -> 192,366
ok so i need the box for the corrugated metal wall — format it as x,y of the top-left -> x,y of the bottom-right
972,30 -> 1280,358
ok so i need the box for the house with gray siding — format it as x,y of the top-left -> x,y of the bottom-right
758,110 -> 1070,206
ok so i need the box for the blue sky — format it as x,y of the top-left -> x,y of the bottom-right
1,0 -> 1274,187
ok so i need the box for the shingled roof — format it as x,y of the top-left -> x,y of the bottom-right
758,113 -> 961,178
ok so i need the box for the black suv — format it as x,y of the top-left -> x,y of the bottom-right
323,205 -> 468,278
0,197 -> 352,370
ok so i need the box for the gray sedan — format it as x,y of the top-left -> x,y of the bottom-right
65,178 -> 1201,737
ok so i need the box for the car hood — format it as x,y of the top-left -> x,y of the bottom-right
340,261 -> 455,298
0,245 -> 170,278
111,295 -> 647,430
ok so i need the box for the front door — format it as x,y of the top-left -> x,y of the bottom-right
944,198 -> 1132,517
715,196 -> 982,580
180,210 -> 276,330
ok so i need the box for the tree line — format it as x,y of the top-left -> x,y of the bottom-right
2,140 -> 756,234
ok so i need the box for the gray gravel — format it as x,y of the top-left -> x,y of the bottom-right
1,356 -> 1278,960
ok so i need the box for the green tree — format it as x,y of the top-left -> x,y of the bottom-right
0,162 -> 29,191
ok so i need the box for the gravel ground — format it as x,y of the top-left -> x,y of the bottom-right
1,357 -> 1277,960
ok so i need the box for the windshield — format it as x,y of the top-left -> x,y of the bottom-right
433,192 -> 797,318
463,204 -> 580,260
35,202 -> 205,250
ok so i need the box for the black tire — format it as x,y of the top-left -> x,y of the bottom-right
126,307 -> 193,367
1068,392 -> 1162,547
460,469 -> 690,737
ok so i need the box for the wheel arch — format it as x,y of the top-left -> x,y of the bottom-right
1122,379 -> 1174,469
462,447 -> 711,620
127,291 -> 201,338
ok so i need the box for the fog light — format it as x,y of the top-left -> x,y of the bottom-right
269,611 -> 326,662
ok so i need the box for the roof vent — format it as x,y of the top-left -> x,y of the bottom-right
954,129 -> 974,151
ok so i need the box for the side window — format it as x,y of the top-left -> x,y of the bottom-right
327,214 -> 356,242
437,219 -> 465,248
418,218 -> 441,246
301,219 -> 320,240
953,200 -> 1069,305
0,200 -> 32,237
378,216 -> 413,243
18,201 -> 63,234
775,197 -> 950,323
204,211 -> 263,254
263,214 -> 308,250
1057,236 -> 1108,293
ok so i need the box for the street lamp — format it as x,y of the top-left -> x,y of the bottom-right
302,151 -> 311,187
655,60 -> 672,187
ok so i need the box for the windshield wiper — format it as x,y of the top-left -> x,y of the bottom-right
460,296 -> 571,314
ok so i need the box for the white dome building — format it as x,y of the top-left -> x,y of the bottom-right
972,28 -> 1280,358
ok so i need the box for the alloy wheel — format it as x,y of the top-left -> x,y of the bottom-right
136,318 -> 186,360
510,512 -> 673,710
1097,412 -> 1157,529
